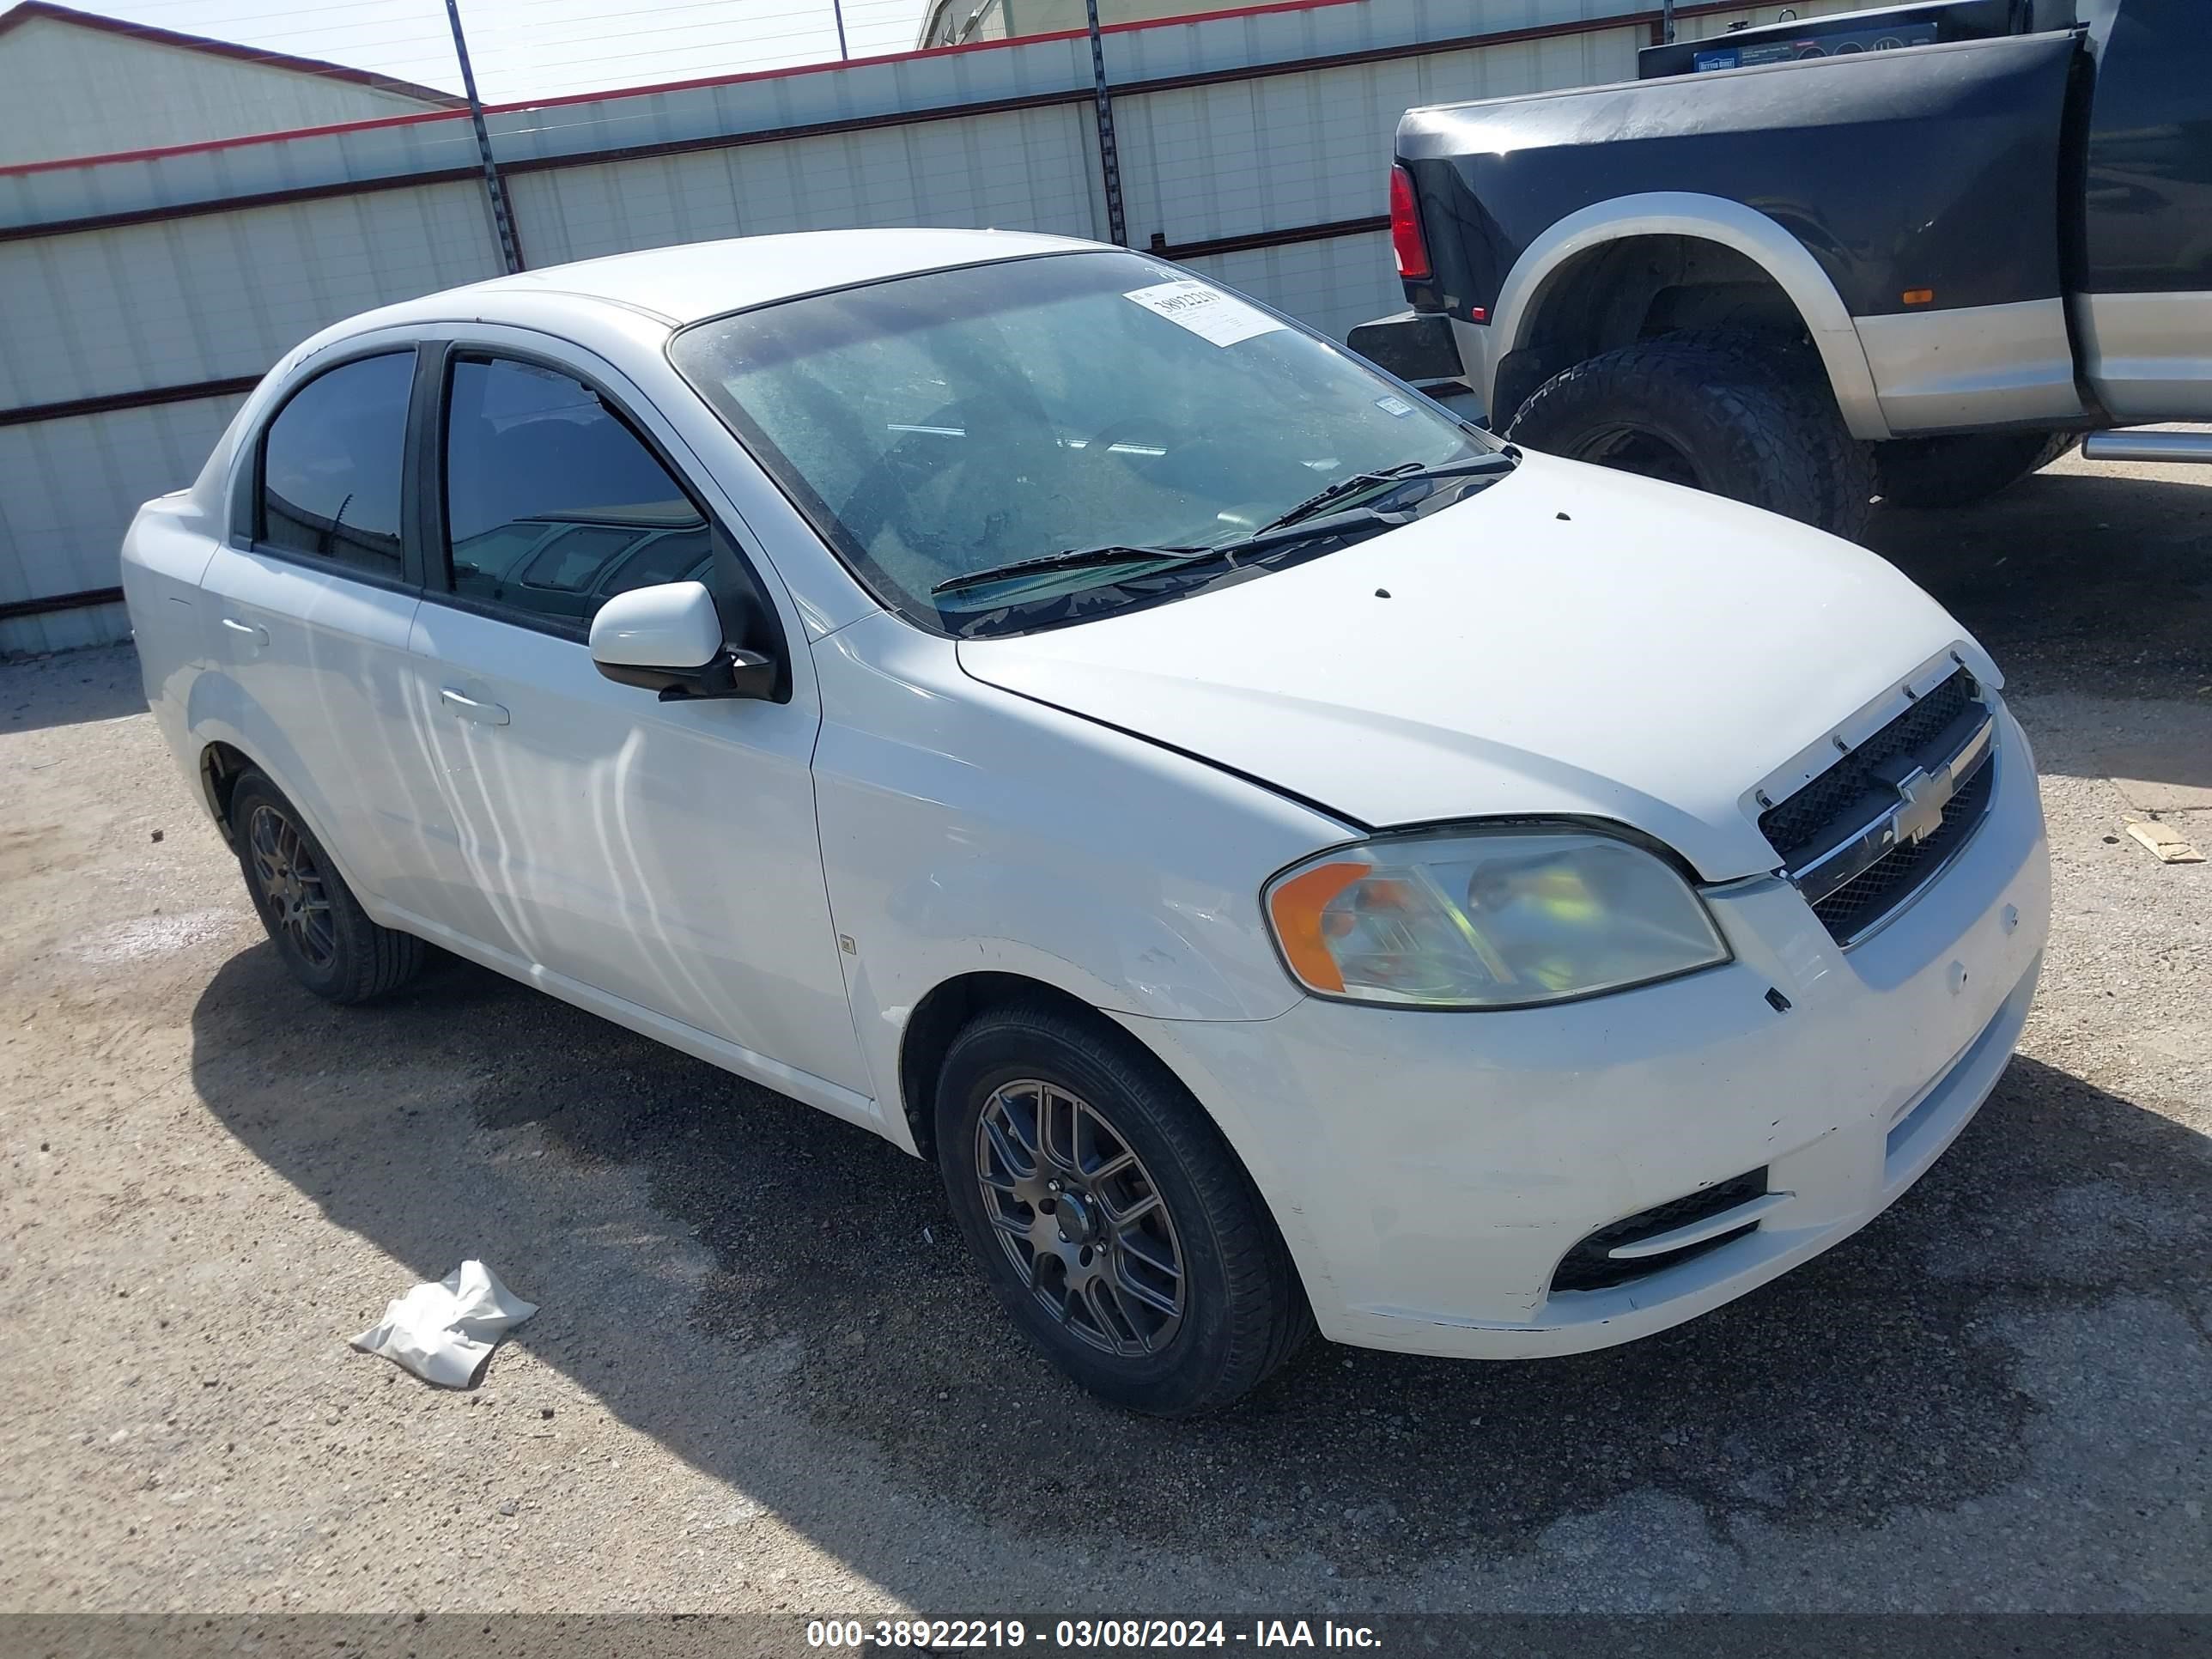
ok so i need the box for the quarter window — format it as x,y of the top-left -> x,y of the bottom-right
442,356 -> 710,627
258,351 -> 414,575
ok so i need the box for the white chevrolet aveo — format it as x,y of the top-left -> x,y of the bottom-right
123,229 -> 2051,1415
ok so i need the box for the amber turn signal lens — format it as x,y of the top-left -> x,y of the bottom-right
1266,860 -> 1368,994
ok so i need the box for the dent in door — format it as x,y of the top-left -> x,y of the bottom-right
406,603 -> 869,1097
395,611 -> 534,956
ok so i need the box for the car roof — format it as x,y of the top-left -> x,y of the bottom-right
365,227 -> 1097,332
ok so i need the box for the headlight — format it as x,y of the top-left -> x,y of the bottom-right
1264,826 -> 1729,1009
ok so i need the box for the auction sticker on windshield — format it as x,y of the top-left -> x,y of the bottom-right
1123,279 -> 1287,348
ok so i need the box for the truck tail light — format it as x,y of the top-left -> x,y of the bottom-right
1389,164 -> 1431,282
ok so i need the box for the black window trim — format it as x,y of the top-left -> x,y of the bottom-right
418,339 -> 787,683
230,343 -> 429,599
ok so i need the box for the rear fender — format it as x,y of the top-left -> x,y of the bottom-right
182,671 -> 374,900
1486,193 -> 1891,441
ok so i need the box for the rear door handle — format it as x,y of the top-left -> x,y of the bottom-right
220,617 -> 270,647
440,685 -> 510,726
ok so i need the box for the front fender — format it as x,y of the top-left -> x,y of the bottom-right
810,614 -> 1350,1138
876,859 -> 1261,1023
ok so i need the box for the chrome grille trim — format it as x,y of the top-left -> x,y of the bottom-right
1811,755 -> 1998,949
1756,665 -> 1977,855
1760,669 -> 2002,949
1789,708 -> 1996,909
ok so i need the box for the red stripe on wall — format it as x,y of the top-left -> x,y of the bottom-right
0,0 -> 1364,179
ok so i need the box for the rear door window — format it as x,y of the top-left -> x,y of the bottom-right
258,350 -> 415,577
441,356 -> 710,629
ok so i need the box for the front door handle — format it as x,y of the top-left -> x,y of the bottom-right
440,685 -> 510,726
220,617 -> 270,647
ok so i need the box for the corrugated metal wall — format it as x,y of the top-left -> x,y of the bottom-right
0,0 -> 1858,655
0,395 -> 250,653
508,105 -> 1109,264
0,14 -> 447,167
0,185 -> 509,410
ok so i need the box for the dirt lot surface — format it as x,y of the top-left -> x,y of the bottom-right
3,447 -> 2209,1619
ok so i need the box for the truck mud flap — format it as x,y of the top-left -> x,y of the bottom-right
1346,311 -> 1463,386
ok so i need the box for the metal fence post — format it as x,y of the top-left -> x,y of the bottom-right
1084,0 -> 1129,246
443,0 -> 526,274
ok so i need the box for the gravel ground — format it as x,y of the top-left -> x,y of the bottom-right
2,446 -> 2209,1618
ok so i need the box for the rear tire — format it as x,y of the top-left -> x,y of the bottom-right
1871,430 -> 2078,509
934,1001 -> 1311,1416
1506,332 -> 1875,540
229,769 -> 425,1004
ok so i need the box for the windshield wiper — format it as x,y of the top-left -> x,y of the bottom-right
932,543 -> 1211,599
1201,505 -> 1417,563
1259,453 -> 1516,534
935,504 -> 1431,606
931,452 -> 1516,603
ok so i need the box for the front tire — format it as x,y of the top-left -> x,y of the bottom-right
1506,333 -> 1874,540
1872,430 -> 2078,509
230,769 -> 425,1004
935,1002 -> 1310,1416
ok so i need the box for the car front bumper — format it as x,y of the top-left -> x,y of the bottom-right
1118,706 -> 2051,1360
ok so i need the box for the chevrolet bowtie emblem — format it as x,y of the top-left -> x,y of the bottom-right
1890,764 -> 1954,847
1788,709 -> 1994,945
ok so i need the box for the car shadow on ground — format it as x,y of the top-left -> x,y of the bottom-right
189,939 -> 2212,1583
1865,471 -> 2212,700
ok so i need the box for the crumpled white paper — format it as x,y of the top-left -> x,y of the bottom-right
349,1261 -> 538,1388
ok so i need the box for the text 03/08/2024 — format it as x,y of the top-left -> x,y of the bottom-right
805,1620 -> 1382,1649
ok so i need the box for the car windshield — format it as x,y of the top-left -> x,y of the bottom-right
669,249 -> 1503,635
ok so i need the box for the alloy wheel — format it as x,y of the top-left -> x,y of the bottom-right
974,1079 -> 1186,1357
247,804 -> 337,970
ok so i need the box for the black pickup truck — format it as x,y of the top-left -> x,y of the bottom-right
1351,0 -> 2211,537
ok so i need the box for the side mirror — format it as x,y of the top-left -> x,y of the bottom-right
589,580 -> 775,702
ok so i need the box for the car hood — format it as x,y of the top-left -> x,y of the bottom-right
955,454 -> 1996,881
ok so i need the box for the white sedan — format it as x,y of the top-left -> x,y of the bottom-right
122,229 -> 2051,1415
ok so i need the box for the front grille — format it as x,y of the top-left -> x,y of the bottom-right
1757,665 -> 1996,945
1758,668 -> 1976,860
1808,757 -> 1995,942
1550,1167 -> 1769,1294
